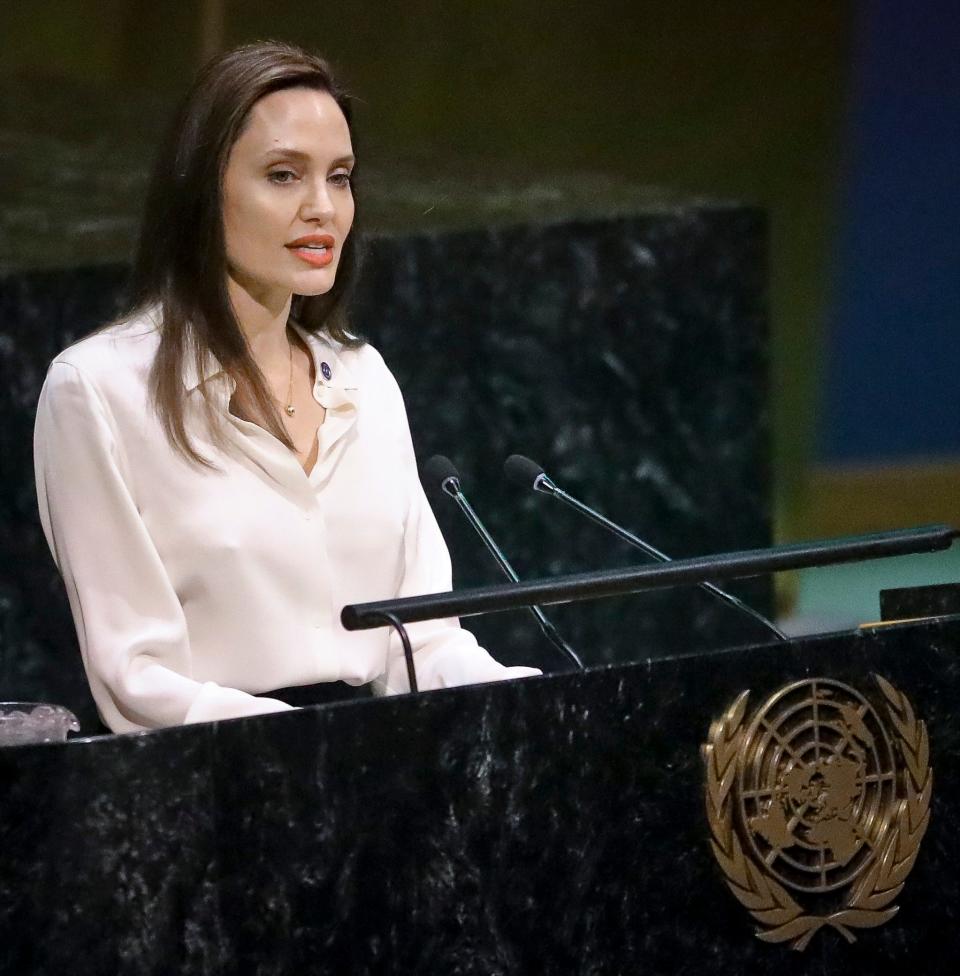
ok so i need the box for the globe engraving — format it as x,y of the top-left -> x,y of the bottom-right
736,679 -> 897,893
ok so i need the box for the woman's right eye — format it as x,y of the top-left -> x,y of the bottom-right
268,169 -> 297,184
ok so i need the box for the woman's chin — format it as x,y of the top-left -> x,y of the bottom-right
292,271 -> 338,298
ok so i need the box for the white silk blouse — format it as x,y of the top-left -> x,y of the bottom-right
33,313 -> 538,733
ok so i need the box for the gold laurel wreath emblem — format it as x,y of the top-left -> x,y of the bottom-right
703,675 -> 932,951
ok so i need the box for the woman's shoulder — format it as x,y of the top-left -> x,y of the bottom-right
50,310 -> 160,389
339,339 -> 391,377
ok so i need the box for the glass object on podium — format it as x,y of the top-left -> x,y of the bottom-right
0,703 -> 80,746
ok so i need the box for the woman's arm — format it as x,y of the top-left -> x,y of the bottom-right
34,361 -> 294,732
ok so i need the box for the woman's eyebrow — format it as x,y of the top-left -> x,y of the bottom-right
261,147 -> 356,167
262,147 -> 310,162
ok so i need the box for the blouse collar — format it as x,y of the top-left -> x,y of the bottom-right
180,321 -> 359,394
289,321 -> 359,392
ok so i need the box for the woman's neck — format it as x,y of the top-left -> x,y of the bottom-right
226,273 -> 293,368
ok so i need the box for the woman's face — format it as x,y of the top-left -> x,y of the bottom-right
222,86 -> 355,308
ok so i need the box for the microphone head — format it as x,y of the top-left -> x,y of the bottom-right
504,454 -> 546,488
423,454 -> 461,491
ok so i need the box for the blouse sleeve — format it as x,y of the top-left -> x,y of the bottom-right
374,374 -> 542,694
34,361 -> 294,732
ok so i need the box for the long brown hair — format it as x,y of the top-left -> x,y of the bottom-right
127,41 -> 363,464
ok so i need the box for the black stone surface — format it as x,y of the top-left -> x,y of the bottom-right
0,206 -> 772,729
881,583 -> 960,621
0,266 -> 130,722
1,617 -> 957,975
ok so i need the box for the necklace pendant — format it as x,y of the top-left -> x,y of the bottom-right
285,404 -> 296,416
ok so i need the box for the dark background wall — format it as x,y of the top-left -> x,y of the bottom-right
1,207 -> 774,727
0,0 -> 852,538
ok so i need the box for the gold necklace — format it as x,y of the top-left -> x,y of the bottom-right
284,337 -> 296,416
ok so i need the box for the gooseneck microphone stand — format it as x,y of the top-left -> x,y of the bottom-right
423,455 -> 585,670
503,454 -> 788,641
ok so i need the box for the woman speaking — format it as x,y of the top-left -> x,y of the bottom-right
33,42 -> 539,734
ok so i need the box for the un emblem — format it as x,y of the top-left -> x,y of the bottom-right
703,676 -> 932,951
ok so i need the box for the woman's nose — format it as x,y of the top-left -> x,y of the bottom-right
300,179 -> 335,222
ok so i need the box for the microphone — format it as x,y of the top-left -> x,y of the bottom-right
503,454 -> 788,642
422,455 -> 585,670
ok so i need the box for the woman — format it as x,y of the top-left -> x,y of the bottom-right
33,42 -> 539,734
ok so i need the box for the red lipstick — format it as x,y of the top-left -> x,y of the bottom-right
286,233 -> 336,268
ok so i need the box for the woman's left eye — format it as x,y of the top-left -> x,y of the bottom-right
268,169 -> 297,184
329,171 -> 353,187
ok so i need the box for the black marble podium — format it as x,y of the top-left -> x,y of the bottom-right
1,613 -> 958,976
